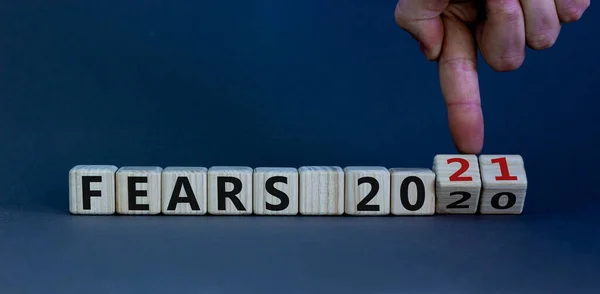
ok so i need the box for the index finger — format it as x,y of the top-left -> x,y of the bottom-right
438,16 -> 484,154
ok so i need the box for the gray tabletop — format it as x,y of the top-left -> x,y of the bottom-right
1,1 -> 599,293
2,210 -> 599,293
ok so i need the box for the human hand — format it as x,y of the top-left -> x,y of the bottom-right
395,0 -> 590,154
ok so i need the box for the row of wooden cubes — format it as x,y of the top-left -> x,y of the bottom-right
69,154 -> 527,216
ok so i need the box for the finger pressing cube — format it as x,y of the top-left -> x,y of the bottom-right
433,155 -> 482,214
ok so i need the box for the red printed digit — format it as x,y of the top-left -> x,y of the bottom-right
447,158 -> 472,181
491,157 -> 518,181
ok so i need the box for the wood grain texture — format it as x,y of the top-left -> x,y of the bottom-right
208,166 -> 253,215
253,167 -> 298,215
299,166 -> 344,215
433,155 -> 481,214
69,165 -> 118,215
390,168 -> 435,215
344,167 -> 390,215
162,167 -> 208,215
478,155 -> 527,214
116,166 -> 163,215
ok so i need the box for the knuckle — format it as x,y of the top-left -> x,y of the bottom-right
490,55 -> 524,72
395,0 -> 446,26
423,0 -> 448,12
494,9 -> 521,24
445,100 -> 481,111
394,4 -> 407,27
528,31 -> 558,50
439,57 -> 478,73
558,1 -> 589,23
394,15 -> 402,27
486,0 -> 522,23
579,0 -> 591,12
561,8 -> 583,22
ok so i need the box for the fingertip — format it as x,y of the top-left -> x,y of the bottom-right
447,104 -> 484,155
486,54 -> 525,72
454,139 -> 483,155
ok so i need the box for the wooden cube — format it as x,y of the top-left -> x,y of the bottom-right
478,155 -> 527,214
69,165 -> 118,215
253,167 -> 299,215
433,155 -> 481,214
344,167 -> 390,215
162,167 -> 208,215
208,166 -> 253,215
390,168 -> 435,215
116,166 -> 162,215
299,166 -> 344,215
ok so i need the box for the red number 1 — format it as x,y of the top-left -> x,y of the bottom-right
491,157 -> 518,181
447,158 -> 472,181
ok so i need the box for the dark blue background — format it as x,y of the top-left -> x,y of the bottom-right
1,1 -> 598,293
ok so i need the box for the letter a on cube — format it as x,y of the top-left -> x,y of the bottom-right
162,167 -> 208,215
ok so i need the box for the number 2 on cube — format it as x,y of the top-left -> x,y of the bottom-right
447,158 -> 472,182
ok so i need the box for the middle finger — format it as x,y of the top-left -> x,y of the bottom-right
477,0 -> 526,71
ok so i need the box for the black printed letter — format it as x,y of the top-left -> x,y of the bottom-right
128,177 -> 149,211
167,177 -> 200,211
265,176 -> 289,211
217,177 -> 246,211
82,176 -> 102,210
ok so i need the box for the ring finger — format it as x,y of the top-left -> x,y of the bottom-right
520,0 -> 562,50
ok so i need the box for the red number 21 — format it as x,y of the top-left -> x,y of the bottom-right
491,157 -> 518,181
